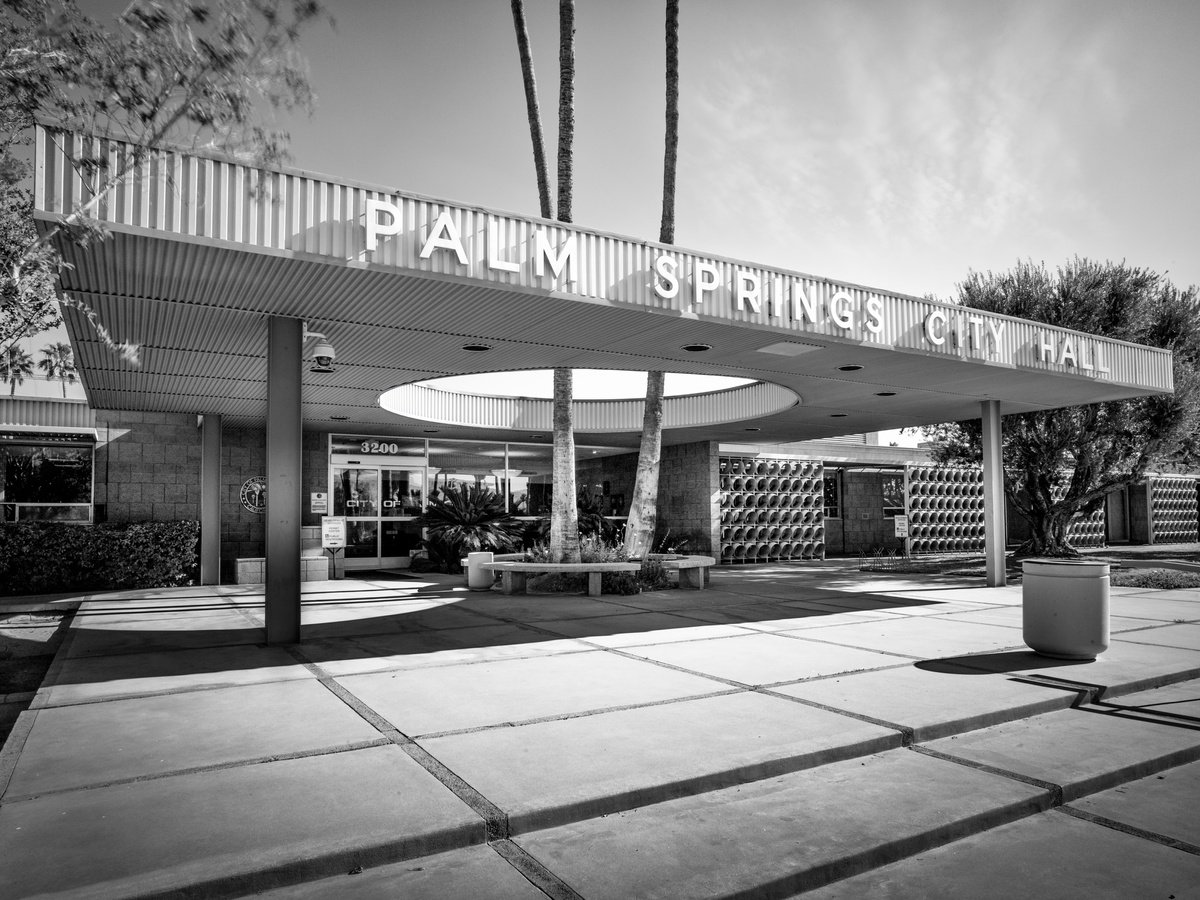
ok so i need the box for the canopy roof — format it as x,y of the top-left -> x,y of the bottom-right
34,126 -> 1173,448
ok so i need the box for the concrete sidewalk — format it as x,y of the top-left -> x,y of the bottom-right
1,564 -> 1198,898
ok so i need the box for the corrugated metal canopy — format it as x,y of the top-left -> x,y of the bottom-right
33,127 -> 1175,449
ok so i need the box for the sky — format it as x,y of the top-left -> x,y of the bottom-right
220,0 -> 1199,302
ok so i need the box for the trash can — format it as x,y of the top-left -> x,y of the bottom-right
465,551 -> 495,591
1022,559 -> 1110,660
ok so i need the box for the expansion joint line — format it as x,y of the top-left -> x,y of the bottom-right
908,744 -> 1065,808
282,645 -> 511,842
1055,806 -> 1200,857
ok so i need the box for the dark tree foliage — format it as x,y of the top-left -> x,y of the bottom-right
926,258 -> 1200,557
0,0 -> 327,358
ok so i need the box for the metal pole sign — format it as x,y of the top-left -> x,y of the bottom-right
322,516 -> 347,549
893,515 -> 909,539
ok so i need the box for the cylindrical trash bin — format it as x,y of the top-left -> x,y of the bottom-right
1022,559 -> 1110,660
465,551 -> 495,591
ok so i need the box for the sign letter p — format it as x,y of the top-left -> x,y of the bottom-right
365,199 -> 403,251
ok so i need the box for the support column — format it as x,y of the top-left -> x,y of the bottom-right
199,414 -> 222,585
266,316 -> 302,644
981,399 -> 1006,587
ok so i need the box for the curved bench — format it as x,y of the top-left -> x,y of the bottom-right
480,560 -> 642,597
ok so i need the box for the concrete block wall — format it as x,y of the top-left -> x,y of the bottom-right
94,411 -> 202,523
301,430 -> 328,527
220,426 -> 266,576
841,471 -> 903,553
658,441 -> 717,553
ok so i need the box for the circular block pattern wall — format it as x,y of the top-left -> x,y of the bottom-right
904,466 -> 986,555
719,456 -> 824,563
1151,476 -> 1200,543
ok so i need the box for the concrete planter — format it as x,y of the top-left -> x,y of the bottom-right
1022,559 -> 1110,660
464,551 -> 495,591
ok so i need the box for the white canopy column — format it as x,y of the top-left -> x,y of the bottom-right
981,400 -> 1006,587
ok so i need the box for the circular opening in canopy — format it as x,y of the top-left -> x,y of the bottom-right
379,369 -> 800,433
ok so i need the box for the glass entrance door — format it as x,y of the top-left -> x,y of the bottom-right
332,465 -> 423,569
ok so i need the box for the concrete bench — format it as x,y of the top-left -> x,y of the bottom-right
481,560 -> 642,597
649,554 -> 718,589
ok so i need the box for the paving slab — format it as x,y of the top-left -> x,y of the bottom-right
1067,757 -> 1200,848
938,604 -> 1152,634
733,606 -> 905,630
299,600 -> 502,639
923,679 -> 1200,802
774,661 -> 1080,740
40,643 -> 314,705
1115,621 -> 1200,651
422,690 -> 901,832
451,594 -> 640,622
531,612 -> 749,647
4,678 -> 384,798
619,630 -> 905,685
308,625 -> 595,677
64,608 -> 261,657
515,748 -> 1049,900
0,745 -> 483,899
795,615 -> 1027,657
253,844 -> 547,899
336,649 -> 727,735
949,639 -> 1200,697
1108,591 -> 1200,623
803,804 -> 1200,899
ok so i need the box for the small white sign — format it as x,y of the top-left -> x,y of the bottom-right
893,515 -> 909,538
322,516 -> 347,550
311,492 -> 328,514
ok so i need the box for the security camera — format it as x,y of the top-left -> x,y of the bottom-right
308,337 -> 336,374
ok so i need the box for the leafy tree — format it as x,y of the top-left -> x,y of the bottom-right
926,258 -> 1200,557
0,0 -> 327,359
36,339 -> 74,395
1,343 -> 34,394
510,0 -> 579,563
624,0 -> 679,558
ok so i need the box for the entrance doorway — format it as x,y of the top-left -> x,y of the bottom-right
331,464 -> 425,569
1106,487 -> 1130,543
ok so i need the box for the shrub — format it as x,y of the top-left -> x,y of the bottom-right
0,521 -> 199,595
1110,567 -> 1200,590
416,484 -> 523,573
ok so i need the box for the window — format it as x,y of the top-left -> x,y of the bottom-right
881,473 -> 905,518
823,469 -> 842,519
1,440 -> 94,522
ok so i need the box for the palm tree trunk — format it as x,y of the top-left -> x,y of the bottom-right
624,0 -> 679,559
510,0 -> 552,219
550,367 -> 580,561
556,0 -> 575,223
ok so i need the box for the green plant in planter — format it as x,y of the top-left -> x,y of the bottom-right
415,483 -> 523,573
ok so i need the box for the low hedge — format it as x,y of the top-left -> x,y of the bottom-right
0,521 -> 200,595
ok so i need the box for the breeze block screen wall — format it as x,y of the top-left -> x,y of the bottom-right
719,456 -> 824,563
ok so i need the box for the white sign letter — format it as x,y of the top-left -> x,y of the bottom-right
865,296 -> 884,334
792,283 -> 818,324
694,261 -> 720,304
365,198 -> 402,250
654,254 -> 679,299
924,310 -> 948,345
829,291 -> 854,330
736,271 -> 762,313
487,219 -> 519,273
1037,330 -> 1056,364
419,210 -> 469,266
535,231 -> 577,283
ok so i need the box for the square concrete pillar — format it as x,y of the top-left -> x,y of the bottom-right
266,316 -> 302,644
199,414 -> 221,585
981,399 -> 1006,587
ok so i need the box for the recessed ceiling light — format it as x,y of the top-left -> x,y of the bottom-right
830,413 -> 848,418
529,434 -> 544,439
681,343 -> 712,352
744,427 -> 761,432
422,428 -> 439,433
837,364 -> 863,372
462,343 -> 491,352
875,391 -> 897,397
330,415 -> 349,421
